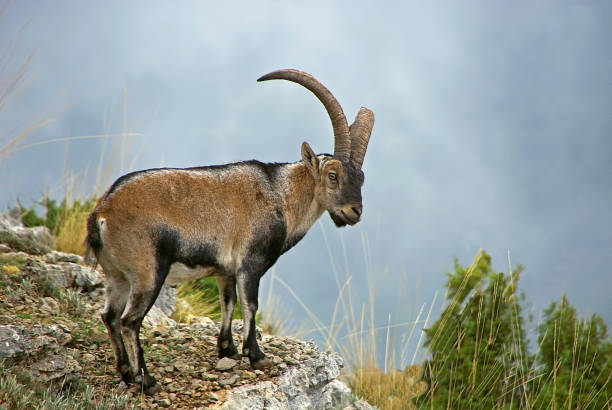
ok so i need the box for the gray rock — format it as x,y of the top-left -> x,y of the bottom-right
0,324 -> 82,385
0,326 -> 25,358
158,398 -> 171,407
154,284 -> 177,316
25,259 -> 104,291
69,263 -> 104,290
218,373 -> 240,387
44,250 -> 83,264
318,379 -> 353,409
0,324 -> 72,359
0,208 -> 22,229
189,316 -> 216,333
216,357 -> 238,371
221,381 -> 289,409
143,305 -> 176,327
0,209 -> 52,252
0,228 -> 50,255
28,352 -> 82,384
351,399 -> 378,410
11,225 -> 53,247
221,341 -> 376,410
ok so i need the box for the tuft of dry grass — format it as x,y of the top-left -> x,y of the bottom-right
51,197 -> 98,255
348,365 -> 427,410
171,288 -> 219,324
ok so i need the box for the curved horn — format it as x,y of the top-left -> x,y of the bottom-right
349,107 -> 374,168
258,69 -> 351,162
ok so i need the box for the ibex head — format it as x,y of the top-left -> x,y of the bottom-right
258,69 -> 374,227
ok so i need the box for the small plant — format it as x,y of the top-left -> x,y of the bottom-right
31,271 -> 61,299
0,374 -> 33,409
0,364 -> 136,410
0,253 -> 27,269
61,288 -> 85,317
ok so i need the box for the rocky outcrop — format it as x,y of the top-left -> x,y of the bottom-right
0,324 -> 82,385
0,211 -> 375,409
0,207 -> 52,254
220,347 -> 372,409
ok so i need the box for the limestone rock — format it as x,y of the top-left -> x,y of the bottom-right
144,305 -> 177,327
218,373 -> 240,387
154,284 -> 177,316
0,324 -> 72,359
28,352 -> 83,384
11,225 -> 53,247
0,210 -> 52,253
220,342 -> 375,410
0,229 -> 50,255
0,208 -> 22,229
215,357 -> 238,371
44,250 -> 83,264
25,259 -> 104,291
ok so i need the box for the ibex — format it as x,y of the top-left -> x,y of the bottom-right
86,69 -> 374,394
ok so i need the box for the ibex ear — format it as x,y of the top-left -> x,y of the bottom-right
301,142 -> 319,174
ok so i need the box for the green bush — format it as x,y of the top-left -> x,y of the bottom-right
531,294 -> 612,409
416,249 -> 611,409
419,249 -> 529,409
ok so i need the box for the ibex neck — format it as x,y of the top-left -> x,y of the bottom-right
279,161 -> 324,243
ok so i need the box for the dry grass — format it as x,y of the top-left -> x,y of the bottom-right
348,365 -> 427,410
172,286 -> 220,323
51,197 -> 98,255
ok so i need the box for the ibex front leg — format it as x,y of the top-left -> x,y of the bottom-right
216,276 -> 240,359
236,270 -> 273,369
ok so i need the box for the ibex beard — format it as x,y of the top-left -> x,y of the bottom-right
86,69 -> 374,394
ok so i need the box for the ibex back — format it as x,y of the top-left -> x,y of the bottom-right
86,69 -> 374,394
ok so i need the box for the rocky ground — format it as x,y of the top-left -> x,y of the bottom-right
0,211 -> 374,409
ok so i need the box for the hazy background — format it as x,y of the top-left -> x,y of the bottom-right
1,1 -> 610,362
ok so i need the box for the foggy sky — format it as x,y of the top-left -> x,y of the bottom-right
1,1 -> 610,361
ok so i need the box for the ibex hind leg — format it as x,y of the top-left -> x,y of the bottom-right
120,267 -> 168,395
217,275 -> 240,359
100,263 -> 133,384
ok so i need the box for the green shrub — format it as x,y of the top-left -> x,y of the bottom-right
531,294 -> 612,409
419,249 -> 529,409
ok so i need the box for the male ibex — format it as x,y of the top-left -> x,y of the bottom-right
86,69 -> 374,394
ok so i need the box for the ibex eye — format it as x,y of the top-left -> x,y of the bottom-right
328,172 -> 337,181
